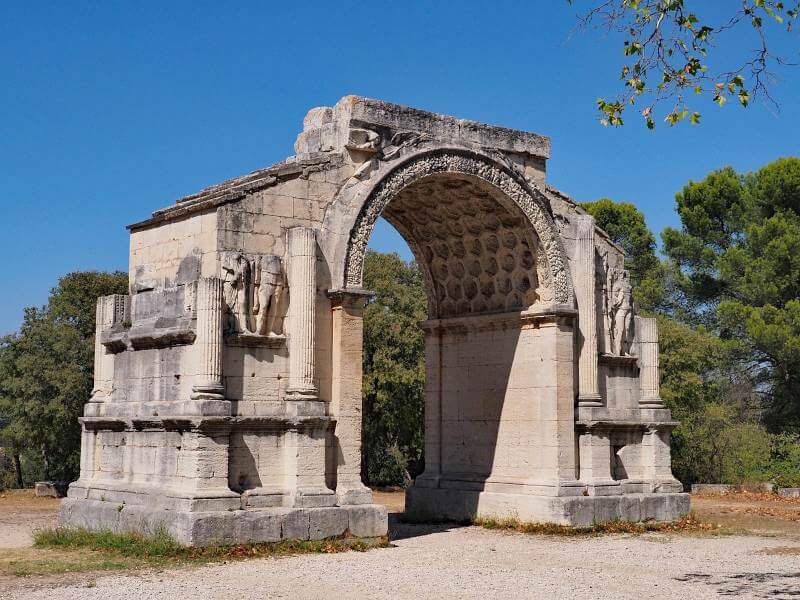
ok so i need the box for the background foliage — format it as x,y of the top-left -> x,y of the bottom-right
361,251 -> 427,486
0,272 -> 128,488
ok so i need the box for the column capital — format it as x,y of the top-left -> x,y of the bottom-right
327,287 -> 375,309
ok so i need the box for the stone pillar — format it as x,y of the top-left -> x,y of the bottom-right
539,309 -> 580,483
641,426 -> 683,493
578,427 -> 620,495
328,289 -> 373,505
191,278 -> 225,400
413,323 -> 443,489
283,423 -> 336,508
575,215 -> 602,407
637,316 -> 664,408
286,227 -> 318,401
72,425 -> 99,490
176,428 -> 240,507
90,294 -> 129,402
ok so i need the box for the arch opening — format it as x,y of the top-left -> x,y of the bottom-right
341,149 -> 573,307
343,154 -> 577,520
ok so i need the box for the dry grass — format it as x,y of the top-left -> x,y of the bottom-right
474,513 -> 720,536
0,527 -> 389,577
692,490 -> 800,505
692,491 -> 800,523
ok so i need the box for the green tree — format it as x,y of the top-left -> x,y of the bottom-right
658,315 -> 764,484
664,157 -> 800,425
580,198 -> 665,311
662,166 -> 751,319
0,271 -> 128,485
361,251 -> 427,486
570,1 -> 800,127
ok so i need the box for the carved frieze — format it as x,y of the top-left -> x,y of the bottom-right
343,150 -> 573,305
597,252 -> 634,357
221,251 -> 285,338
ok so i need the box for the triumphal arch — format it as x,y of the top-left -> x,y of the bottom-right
60,97 -> 688,545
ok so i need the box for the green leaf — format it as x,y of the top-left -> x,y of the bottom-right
739,89 -> 750,107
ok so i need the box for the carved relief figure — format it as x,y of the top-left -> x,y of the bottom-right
222,252 -> 250,333
222,251 -> 284,336
608,268 -> 634,355
534,259 -> 554,304
254,255 -> 285,336
597,249 -> 612,354
346,128 -> 381,181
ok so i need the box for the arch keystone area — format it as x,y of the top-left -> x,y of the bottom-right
61,97 -> 688,546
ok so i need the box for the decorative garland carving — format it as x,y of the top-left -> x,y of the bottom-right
343,150 -> 573,304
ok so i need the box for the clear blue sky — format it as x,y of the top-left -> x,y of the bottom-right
2,2 -> 799,334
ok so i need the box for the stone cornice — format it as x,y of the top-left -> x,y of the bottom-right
326,287 -> 375,308
341,95 -> 551,160
127,154 -> 344,232
79,415 -> 335,432
419,303 -> 577,334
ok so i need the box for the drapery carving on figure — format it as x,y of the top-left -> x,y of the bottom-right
221,251 -> 285,337
252,255 -> 284,336
607,267 -> 634,356
597,250 -> 611,354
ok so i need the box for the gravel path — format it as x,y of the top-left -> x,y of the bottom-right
4,518 -> 800,600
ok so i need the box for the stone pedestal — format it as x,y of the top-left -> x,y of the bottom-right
578,427 -> 622,496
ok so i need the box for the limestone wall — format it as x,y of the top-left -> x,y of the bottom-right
129,209 -> 218,290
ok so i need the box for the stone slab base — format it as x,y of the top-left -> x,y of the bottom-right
59,498 -> 388,547
406,487 -> 690,526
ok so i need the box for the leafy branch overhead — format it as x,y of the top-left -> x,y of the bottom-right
570,0 -> 799,127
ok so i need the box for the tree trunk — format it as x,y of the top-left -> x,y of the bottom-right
12,453 -> 23,488
41,444 -> 50,481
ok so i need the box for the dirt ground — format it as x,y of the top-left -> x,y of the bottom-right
1,489 -> 800,599
691,491 -> 800,537
0,491 -> 59,549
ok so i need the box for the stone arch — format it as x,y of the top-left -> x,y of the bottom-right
341,149 -> 573,308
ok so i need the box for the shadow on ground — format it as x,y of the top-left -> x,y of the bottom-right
675,571 -> 800,598
388,513 -> 470,542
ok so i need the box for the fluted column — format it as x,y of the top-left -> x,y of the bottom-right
576,215 -> 602,407
286,227 -> 318,400
637,316 -> 664,407
90,294 -> 128,402
191,277 -> 225,400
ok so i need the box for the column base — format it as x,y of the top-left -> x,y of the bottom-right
577,393 -> 604,408
336,480 -> 374,505
583,478 -> 623,496
285,387 -> 319,401
639,397 -> 666,409
288,486 -> 337,508
191,383 -> 225,401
